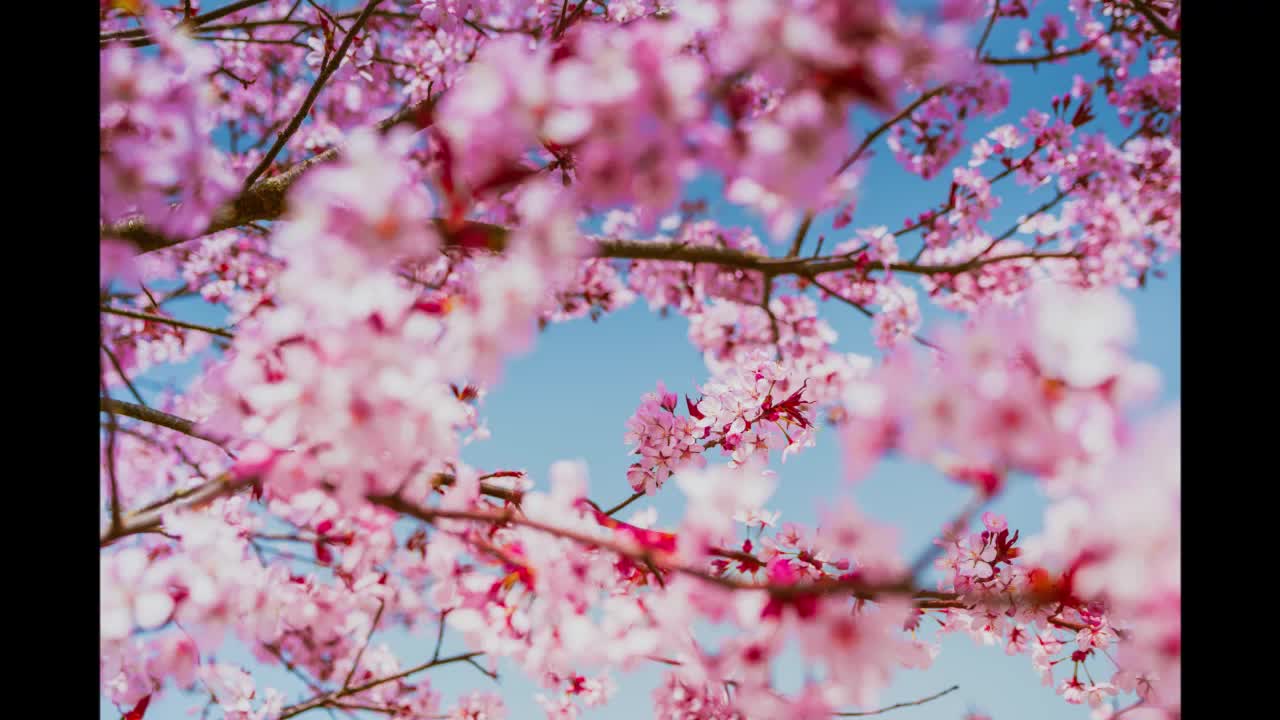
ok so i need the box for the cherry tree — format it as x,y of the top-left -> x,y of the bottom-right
99,1 -> 1180,719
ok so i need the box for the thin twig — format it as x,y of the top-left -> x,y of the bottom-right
834,685 -> 960,716
1126,0 -> 1180,41
277,652 -> 484,719
101,305 -> 236,339
761,275 -> 783,360
100,0 -> 275,43
101,368 -> 123,533
306,0 -> 348,33
101,342 -> 147,407
372,495 -> 963,606
804,275 -> 941,351
430,611 -> 449,663
836,85 -> 950,177
983,43 -> 1096,65
241,0 -> 386,188
787,214 -> 814,258
99,397 -> 232,451
906,493 -> 992,580
100,472 -> 260,547
973,179 -> 1083,259
265,643 -> 328,696
974,1 -> 1001,57
342,600 -> 386,690
464,656 -> 499,682
604,491 -> 645,517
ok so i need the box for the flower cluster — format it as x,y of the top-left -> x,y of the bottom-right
625,354 -> 818,494
101,18 -> 236,240
840,281 -> 1159,482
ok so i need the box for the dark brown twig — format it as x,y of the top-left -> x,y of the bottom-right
787,214 -> 814,258
101,305 -> 236,339
974,0 -> 1001,57
101,367 -> 123,533
342,600 -> 386,690
101,342 -> 147,407
99,397 -> 232,451
906,493 -> 992,580
277,652 -> 484,719
834,685 -> 960,716
836,85 -> 950,177
604,491 -> 645,517
100,0 -> 275,44
1127,0 -> 1180,41
100,472 -> 259,546
983,43 -> 1096,66
241,0 -> 386,189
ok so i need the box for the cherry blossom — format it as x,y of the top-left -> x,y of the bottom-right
99,1 -> 1180,718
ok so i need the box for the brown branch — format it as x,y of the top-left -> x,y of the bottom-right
429,473 -> 524,505
100,472 -> 259,546
306,0 -> 348,34
429,612 -> 449,663
1048,617 -> 1087,632
101,305 -> 236,339
192,35 -> 312,48
104,86 -> 442,253
761,275 -> 783,359
342,600 -> 386,691
834,685 -> 960,716
241,0 -> 386,188
604,491 -> 645,517
100,397 -> 232,450
787,214 -> 814,258
370,495 -> 960,606
101,368 -> 123,533
102,342 -> 147,407
983,43 -> 1096,66
835,85 -> 950,177
264,643 -> 329,696
277,652 -> 484,719
974,1 -> 1001,57
465,655 -> 499,681
803,274 -> 941,351
906,492 -> 992,580
973,179 -> 1083,260
1127,0 -> 1180,42
100,0 -> 276,44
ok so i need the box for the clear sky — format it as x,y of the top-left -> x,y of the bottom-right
102,2 -> 1179,718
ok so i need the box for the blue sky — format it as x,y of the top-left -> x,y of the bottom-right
102,2 -> 1179,718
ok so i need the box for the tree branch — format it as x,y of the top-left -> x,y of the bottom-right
101,305 -> 236,339
103,87 -> 442,253
1127,0 -> 1180,42
974,1 -> 1001,57
834,685 -> 960,716
100,0 -> 276,44
787,214 -> 814,258
342,600 -> 385,691
604,491 -> 645,517
101,367 -> 123,533
369,494 -> 962,606
277,652 -> 484,719
100,397 -> 232,450
241,0 -> 386,188
102,342 -> 147,407
983,43 -> 1096,66
835,85 -> 950,177
100,471 -> 259,546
